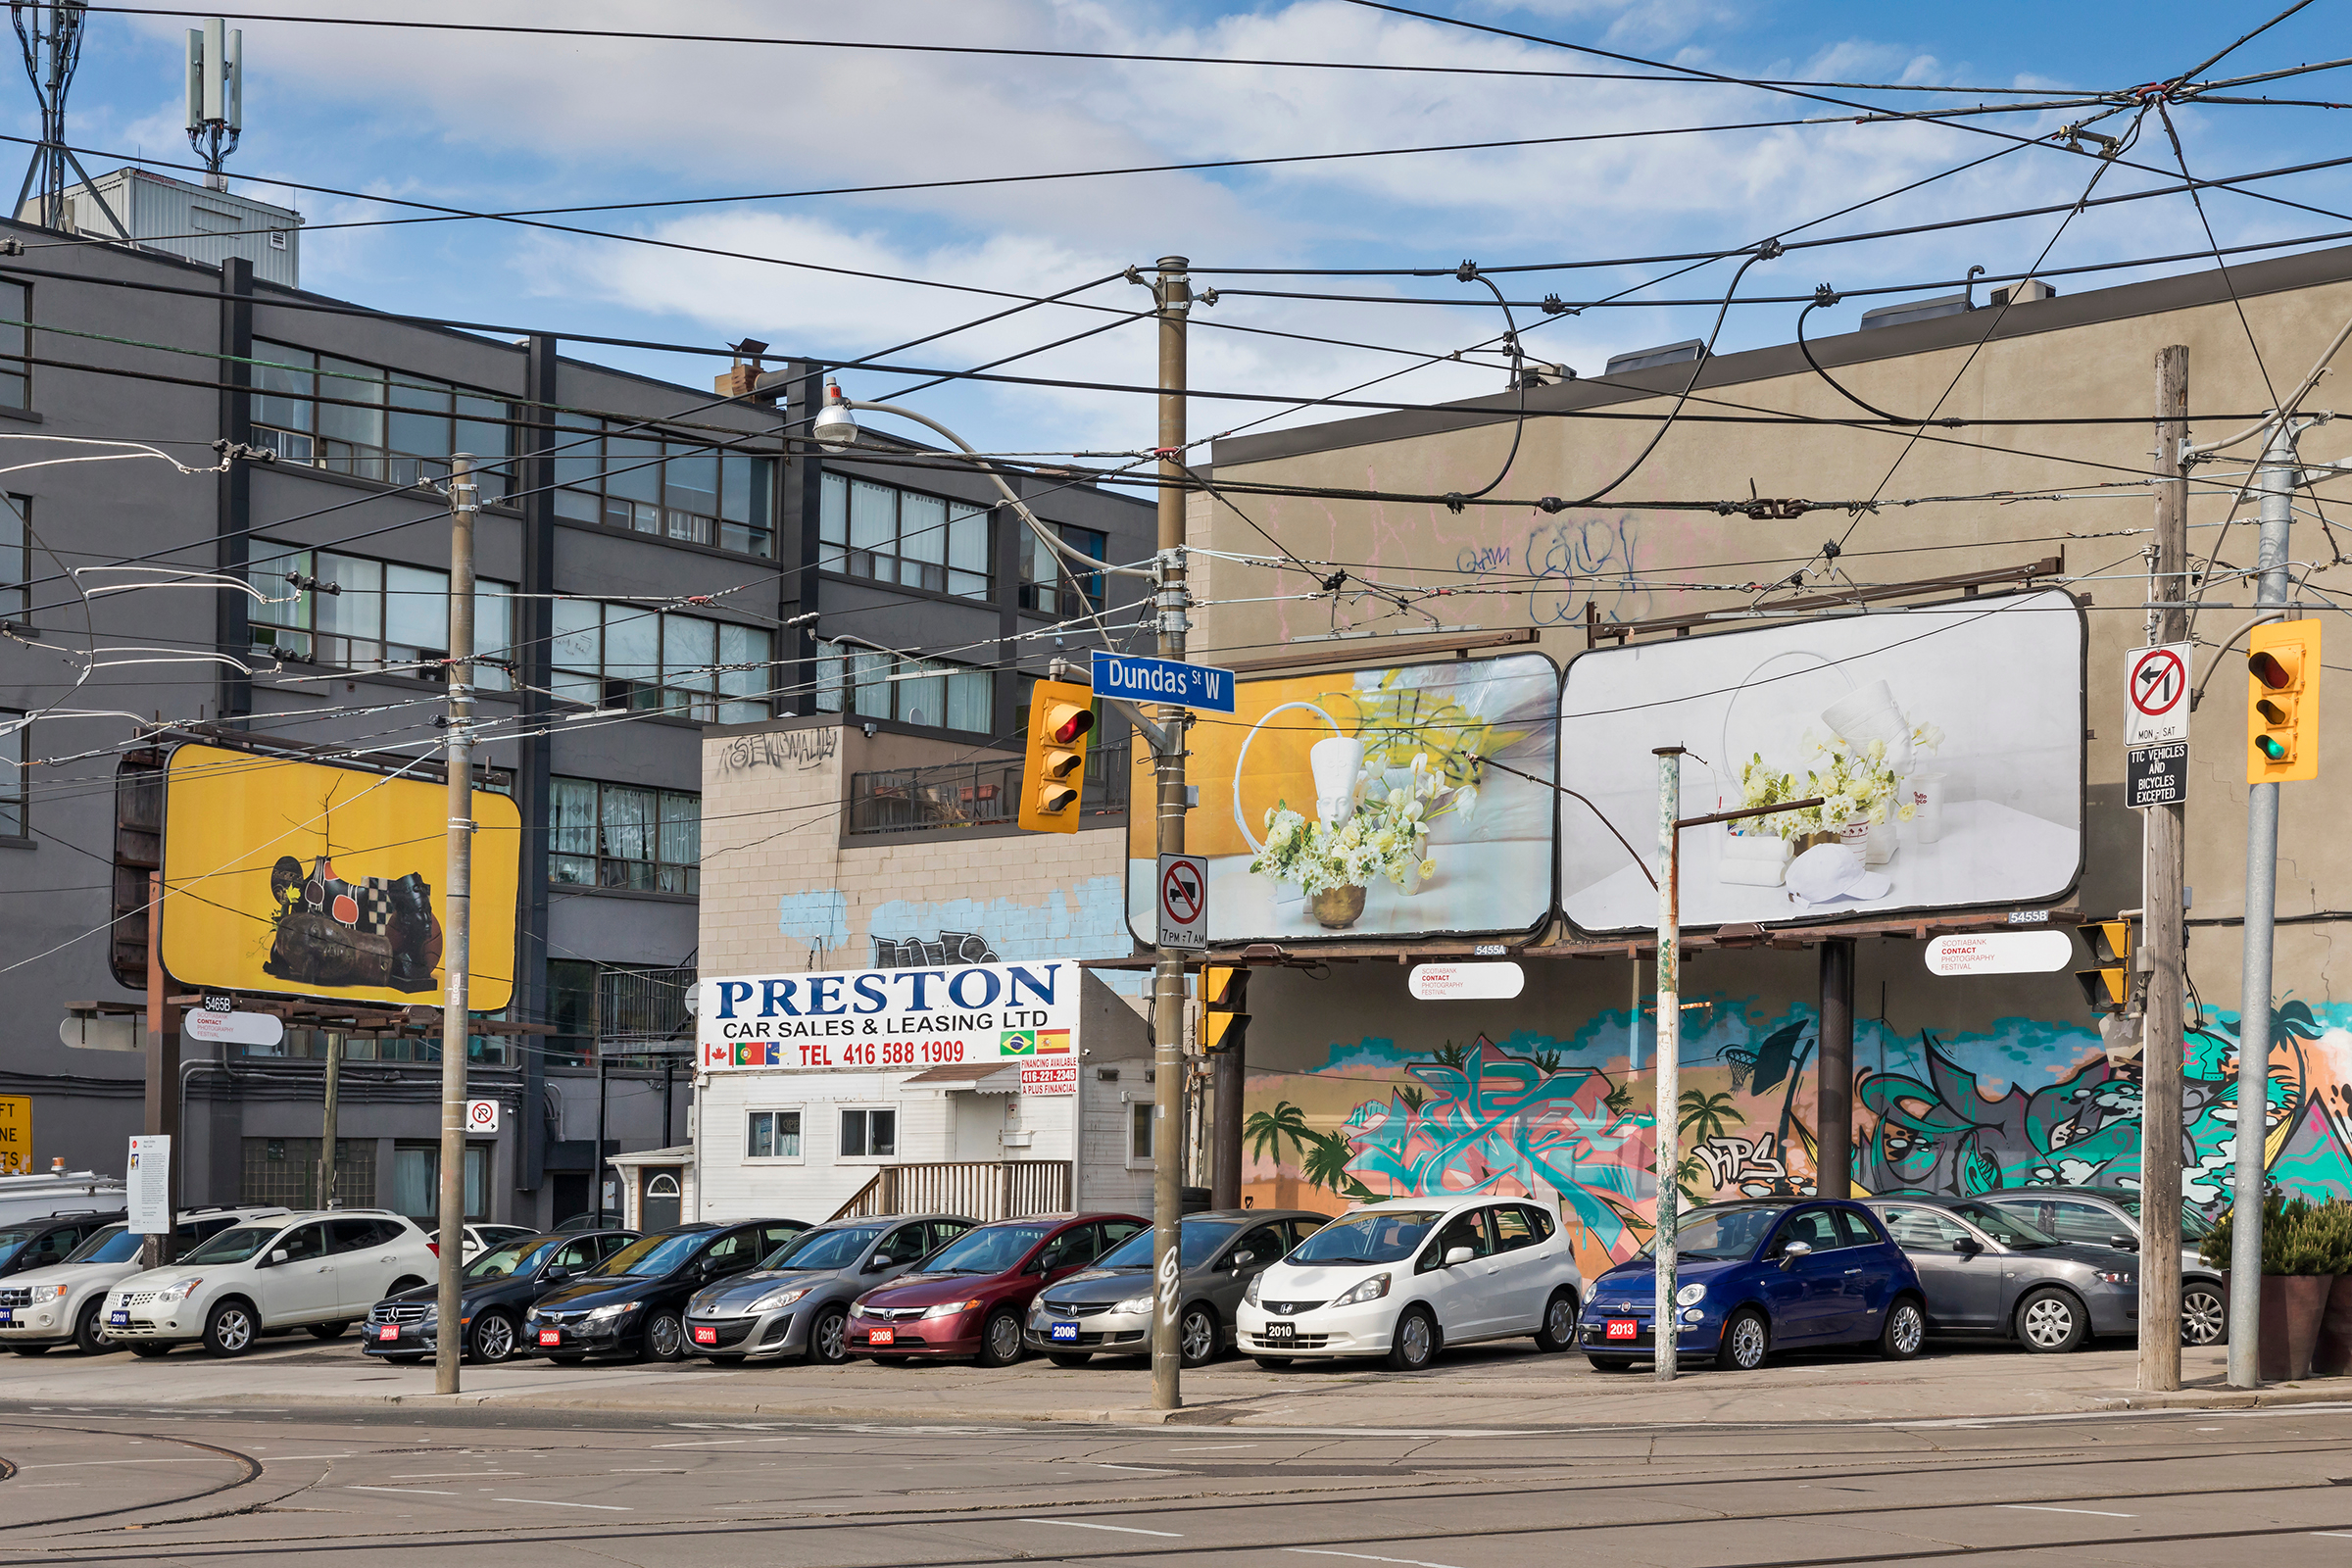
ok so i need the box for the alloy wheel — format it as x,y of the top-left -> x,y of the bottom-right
1397,1311 -> 1433,1368
1890,1301 -> 1925,1356
815,1308 -> 848,1363
473,1313 -> 514,1363
1545,1296 -> 1576,1344
212,1306 -> 252,1353
2022,1296 -> 2076,1349
648,1313 -> 683,1359
988,1313 -> 1023,1362
1728,1312 -> 1767,1370
2180,1287 -> 2226,1346
1181,1308 -> 1216,1365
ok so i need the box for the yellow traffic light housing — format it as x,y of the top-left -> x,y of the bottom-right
1201,964 -> 1249,1052
2246,618 -> 2321,783
2076,919 -> 2132,1014
1018,679 -> 1096,832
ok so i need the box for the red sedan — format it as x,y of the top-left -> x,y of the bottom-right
846,1212 -> 1146,1365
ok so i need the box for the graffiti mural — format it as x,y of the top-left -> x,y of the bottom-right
1244,996 -> 2352,1281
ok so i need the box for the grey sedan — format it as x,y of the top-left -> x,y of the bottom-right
1023,1208 -> 1326,1368
685,1213 -> 975,1364
1865,1197 -> 2138,1352
1967,1185 -> 2228,1347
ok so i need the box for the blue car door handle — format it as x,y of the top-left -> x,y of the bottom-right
1844,1268 -> 1862,1274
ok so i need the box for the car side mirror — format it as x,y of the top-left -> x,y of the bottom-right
1231,1250 -> 1256,1270
865,1255 -> 892,1272
2108,1234 -> 2138,1251
1777,1240 -> 1812,1269
1444,1246 -> 1474,1267
545,1265 -> 570,1282
1950,1238 -> 1981,1254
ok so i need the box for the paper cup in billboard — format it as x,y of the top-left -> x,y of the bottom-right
1909,771 -> 1946,844
1786,843 -> 1892,906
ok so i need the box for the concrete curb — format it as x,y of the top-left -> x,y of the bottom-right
2091,1383 -> 2352,1411
141,1391 -> 1261,1426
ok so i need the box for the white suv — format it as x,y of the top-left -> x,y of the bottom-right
1,1206 -> 289,1355
1235,1195 -> 1584,1371
103,1210 -> 439,1357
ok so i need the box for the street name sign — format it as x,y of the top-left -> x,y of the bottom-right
1924,931 -> 2074,977
2128,742 -> 2187,809
2124,641 -> 2191,748
1157,854 -> 1207,951
1092,650 -> 1237,713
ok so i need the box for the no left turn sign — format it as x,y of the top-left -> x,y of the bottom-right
1157,854 -> 1207,951
2125,642 -> 2191,748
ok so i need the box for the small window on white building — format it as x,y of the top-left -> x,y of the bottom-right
840,1107 -> 896,1158
1129,1101 -> 1154,1163
747,1109 -> 802,1159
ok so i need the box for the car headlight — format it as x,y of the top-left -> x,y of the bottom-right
23,1285 -> 69,1303
585,1301 -> 641,1323
1676,1283 -> 1708,1307
156,1278 -> 202,1304
1113,1294 -> 1153,1317
2094,1270 -> 2134,1286
747,1285 -> 813,1313
1328,1273 -> 1391,1308
921,1298 -> 982,1319
849,1296 -> 873,1315
1244,1273 -> 1262,1306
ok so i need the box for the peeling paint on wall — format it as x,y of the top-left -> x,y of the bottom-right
776,888 -> 850,967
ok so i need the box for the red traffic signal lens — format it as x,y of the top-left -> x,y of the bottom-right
1044,705 -> 1094,744
2250,650 -> 2294,689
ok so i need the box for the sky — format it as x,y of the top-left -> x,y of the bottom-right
13,1 -> 2351,474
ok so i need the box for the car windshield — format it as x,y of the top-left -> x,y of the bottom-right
764,1227 -> 883,1272
1100,1219 -> 1245,1271
591,1232 -> 708,1278
921,1224 -> 1051,1275
1642,1206 -> 1779,1260
1289,1210 -> 1440,1266
179,1225 -> 281,1264
63,1225 -> 140,1265
1949,1202 -> 2059,1249
466,1239 -> 560,1281
2109,1196 -> 2214,1240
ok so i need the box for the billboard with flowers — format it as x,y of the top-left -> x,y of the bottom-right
1125,652 -> 1558,944
1556,588 -> 2084,934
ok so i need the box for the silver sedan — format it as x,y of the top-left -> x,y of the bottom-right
1864,1197 -> 2138,1353
1023,1208 -> 1327,1367
685,1214 -> 975,1364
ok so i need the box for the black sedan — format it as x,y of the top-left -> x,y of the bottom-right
522,1218 -> 808,1363
362,1229 -> 640,1364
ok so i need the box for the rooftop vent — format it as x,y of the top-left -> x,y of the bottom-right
1603,339 -> 1704,376
1986,278 -> 2059,308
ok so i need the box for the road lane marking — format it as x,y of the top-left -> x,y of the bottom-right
1287,1550 -> 1464,1568
1096,1464 -> 1180,1474
652,1437 -> 811,1448
1024,1519 -> 1183,1537
2314,1533 -> 2352,1539
347,1486 -> 458,1495
391,1471 -> 526,1479
1169,1444 -> 1260,1450
496,1497 -> 631,1511
1998,1505 -> 2136,1518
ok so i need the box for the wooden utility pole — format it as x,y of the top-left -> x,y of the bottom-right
315,1031 -> 340,1208
2138,344 -> 2188,1393
433,454 -> 478,1395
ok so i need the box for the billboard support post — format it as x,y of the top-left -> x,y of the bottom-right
1652,746 -> 1683,1383
2140,345 -> 2189,1394
1816,940 -> 1855,1200
434,454 -> 478,1397
141,870 -> 179,1270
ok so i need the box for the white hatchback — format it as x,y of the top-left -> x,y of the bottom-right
1234,1195 -> 1583,1371
103,1210 -> 439,1357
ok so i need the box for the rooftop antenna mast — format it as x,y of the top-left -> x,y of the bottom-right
9,1 -> 127,236
184,17 -> 239,191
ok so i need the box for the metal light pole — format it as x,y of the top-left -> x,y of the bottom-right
433,454 -> 478,1396
1652,747 -> 1684,1382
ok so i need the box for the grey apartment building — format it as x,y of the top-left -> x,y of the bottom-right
0,170 -> 1153,1228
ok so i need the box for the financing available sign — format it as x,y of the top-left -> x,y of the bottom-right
698,961 -> 1081,1071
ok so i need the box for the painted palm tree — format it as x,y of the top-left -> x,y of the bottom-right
1246,1101 -> 1312,1169
1300,1128 -> 1374,1200
1679,1089 -> 1745,1146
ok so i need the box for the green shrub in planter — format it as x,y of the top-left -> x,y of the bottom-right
2201,1193 -> 2352,1274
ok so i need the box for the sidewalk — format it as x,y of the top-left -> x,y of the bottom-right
4,1337 -> 2344,1428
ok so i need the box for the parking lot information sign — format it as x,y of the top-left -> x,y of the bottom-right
2128,742 -> 2187,809
1157,854 -> 1207,951
127,1134 -> 171,1233
0,1095 -> 26,1175
2125,642 -> 2191,749
699,960 -> 1081,1070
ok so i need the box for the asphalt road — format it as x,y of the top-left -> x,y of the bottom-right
0,1395 -> 2347,1567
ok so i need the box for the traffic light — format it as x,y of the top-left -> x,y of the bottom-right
1018,679 -> 1096,833
1200,965 -> 1249,1053
2247,617 -> 2322,783
2075,919 -> 2132,1014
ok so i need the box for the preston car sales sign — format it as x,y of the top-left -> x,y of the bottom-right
698,961 -> 1081,1071
1091,650 -> 1237,713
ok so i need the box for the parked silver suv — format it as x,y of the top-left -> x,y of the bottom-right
1,1206 -> 287,1355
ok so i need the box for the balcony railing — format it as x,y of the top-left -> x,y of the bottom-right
828,1159 -> 1073,1223
848,742 -> 1127,834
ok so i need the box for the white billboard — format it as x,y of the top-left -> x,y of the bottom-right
698,960 -> 1081,1072
1558,588 -> 2084,934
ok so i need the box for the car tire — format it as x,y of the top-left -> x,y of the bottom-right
308,1321 -> 349,1341
2180,1282 -> 2228,1347
548,1354 -> 586,1366
386,1278 -> 425,1296
639,1310 -> 687,1362
468,1310 -> 517,1365
1716,1308 -> 1769,1371
1535,1289 -> 1581,1352
8,1344 -> 47,1356
806,1305 -> 851,1366
2015,1287 -> 2087,1352
977,1308 -> 1025,1368
74,1299 -> 111,1356
1879,1296 -> 1926,1360
1252,1356 -> 1294,1370
127,1342 -> 172,1358
1585,1354 -> 1636,1372
1179,1303 -> 1220,1369
203,1298 -> 258,1357
1048,1351 -> 1093,1369
1386,1306 -> 1438,1372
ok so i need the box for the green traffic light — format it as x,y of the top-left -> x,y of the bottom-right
2257,735 -> 2289,761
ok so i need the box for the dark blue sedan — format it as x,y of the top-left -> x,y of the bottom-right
1577,1200 -> 1928,1371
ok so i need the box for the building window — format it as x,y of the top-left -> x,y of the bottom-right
814,639 -> 994,733
546,958 -> 596,1066
0,715 -> 22,838
552,410 -> 774,557
393,1143 -> 490,1220
0,494 -> 28,619
0,279 -> 27,409
747,1109 -> 802,1159
819,471 -> 991,600
239,1137 -> 375,1209
839,1107 -> 896,1158
1019,522 -> 1106,617
551,599 -> 772,720
245,543 -> 514,691
1129,1101 -> 1154,1163
550,777 -> 700,894
250,341 -> 511,498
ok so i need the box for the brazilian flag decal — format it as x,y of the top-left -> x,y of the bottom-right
1001,1029 -> 1037,1055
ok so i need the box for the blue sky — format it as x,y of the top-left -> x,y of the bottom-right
16,2 -> 2350,464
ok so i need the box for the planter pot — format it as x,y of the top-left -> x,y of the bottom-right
2230,1273 -> 2331,1381
1310,884 -> 1366,929
2317,1274 -> 2352,1377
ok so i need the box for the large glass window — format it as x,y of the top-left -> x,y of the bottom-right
1018,522 -> 1105,616
550,600 -> 771,721
0,713 -> 22,838
546,957 -> 596,1066
552,410 -> 774,557
812,638 -> 993,734
249,341 -> 510,499
819,471 -> 991,600
0,279 -> 26,409
246,543 -> 514,691
391,1144 -> 489,1221
0,495 -> 26,619
550,777 -> 700,894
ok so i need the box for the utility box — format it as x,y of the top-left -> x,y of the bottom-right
22,167 -> 301,287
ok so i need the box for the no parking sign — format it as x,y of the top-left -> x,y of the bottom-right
466,1099 -> 500,1133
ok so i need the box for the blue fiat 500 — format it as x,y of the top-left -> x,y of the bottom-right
1578,1200 -> 1927,1371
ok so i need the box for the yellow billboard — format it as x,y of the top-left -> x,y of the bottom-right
158,744 -> 519,1011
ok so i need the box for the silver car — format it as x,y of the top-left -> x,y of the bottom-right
1024,1208 -> 1327,1368
1967,1186 -> 2228,1347
685,1214 -> 974,1364
1865,1197 -> 2138,1352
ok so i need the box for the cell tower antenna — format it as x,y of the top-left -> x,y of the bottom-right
10,1 -> 128,237
184,16 -> 240,190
